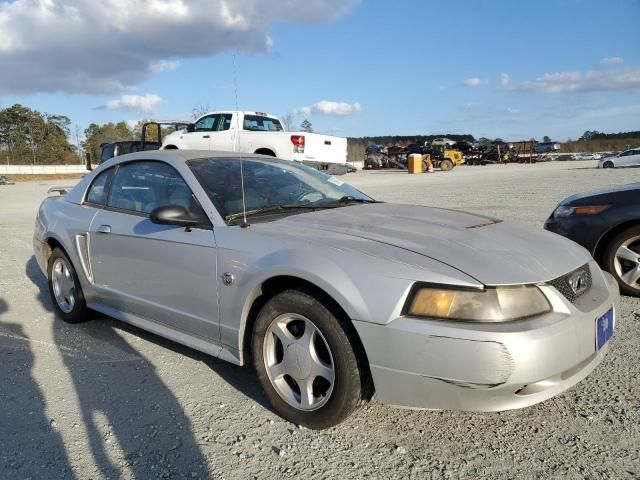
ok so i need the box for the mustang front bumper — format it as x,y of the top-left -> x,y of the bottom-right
353,263 -> 619,411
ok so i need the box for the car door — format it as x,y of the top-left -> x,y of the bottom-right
182,114 -> 220,149
209,113 -> 235,152
630,150 -> 640,167
617,150 -> 634,167
88,160 -> 219,342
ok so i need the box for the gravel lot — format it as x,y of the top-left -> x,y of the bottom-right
1,161 -> 639,479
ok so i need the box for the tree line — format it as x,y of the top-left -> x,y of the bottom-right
1,103 -> 637,164
0,104 -> 77,165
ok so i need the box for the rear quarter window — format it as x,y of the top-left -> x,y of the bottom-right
85,168 -> 114,205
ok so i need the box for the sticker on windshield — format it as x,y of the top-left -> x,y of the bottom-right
327,177 -> 344,186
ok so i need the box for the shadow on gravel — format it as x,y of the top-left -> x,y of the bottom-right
26,256 -> 214,479
0,297 -> 75,479
26,254 -> 275,478
26,256 -> 273,414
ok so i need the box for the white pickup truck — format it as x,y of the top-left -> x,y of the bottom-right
160,111 -> 354,174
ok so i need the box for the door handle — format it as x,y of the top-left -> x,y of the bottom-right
202,135 -> 210,138
97,225 -> 111,234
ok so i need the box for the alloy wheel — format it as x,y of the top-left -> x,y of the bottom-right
614,235 -> 640,289
51,257 -> 76,313
263,313 -> 335,411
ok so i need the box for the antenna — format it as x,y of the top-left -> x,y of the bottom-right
232,53 -> 249,228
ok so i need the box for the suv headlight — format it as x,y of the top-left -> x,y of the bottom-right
405,285 -> 551,322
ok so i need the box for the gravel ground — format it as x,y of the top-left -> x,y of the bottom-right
0,161 -> 639,479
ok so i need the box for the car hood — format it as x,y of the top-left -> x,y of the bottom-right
560,182 -> 640,206
263,203 -> 590,285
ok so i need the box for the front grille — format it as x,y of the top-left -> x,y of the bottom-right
548,264 -> 592,303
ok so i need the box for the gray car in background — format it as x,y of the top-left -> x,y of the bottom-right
33,150 -> 619,429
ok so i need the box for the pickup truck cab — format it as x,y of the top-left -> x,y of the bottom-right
161,111 -> 353,174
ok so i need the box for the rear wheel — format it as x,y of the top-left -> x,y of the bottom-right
47,248 -> 91,323
602,161 -> 614,168
440,159 -> 454,171
604,226 -> 640,297
252,289 -> 369,429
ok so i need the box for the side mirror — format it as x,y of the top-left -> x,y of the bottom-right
186,123 -> 195,133
150,205 -> 210,229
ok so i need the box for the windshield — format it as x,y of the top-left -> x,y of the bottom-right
187,157 -> 374,223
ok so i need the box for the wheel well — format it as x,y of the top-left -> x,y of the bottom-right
43,237 -> 64,264
593,220 -> 640,264
242,275 -> 374,398
254,148 -> 276,157
164,145 -> 178,150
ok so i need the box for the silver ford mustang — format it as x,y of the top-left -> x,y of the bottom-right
33,150 -> 619,429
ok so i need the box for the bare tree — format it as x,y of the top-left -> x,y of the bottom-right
281,112 -> 295,131
191,103 -> 212,120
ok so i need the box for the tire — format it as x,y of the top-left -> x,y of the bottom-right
47,248 -> 91,323
603,161 -> 614,169
440,159 -> 454,171
252,289 -> 369,429
603,225 -> 640,297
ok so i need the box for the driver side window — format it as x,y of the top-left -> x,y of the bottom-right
194,114 -> 219,132
107,161 -> 201,216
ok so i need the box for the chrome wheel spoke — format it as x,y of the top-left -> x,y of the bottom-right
622,265 -> 640,286
298,376 -> 315,409
267,361 -> 287,380
616,245 -> 640,263
271,321 -> 295,346
310,356 -> 334,383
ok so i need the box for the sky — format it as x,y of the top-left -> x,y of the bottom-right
0,0 -> 639,142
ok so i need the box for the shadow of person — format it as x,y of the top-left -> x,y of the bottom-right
52,316 -> 213,479
27,254 -> 274,418
0,299 -> 75,479
25,256 -> 212,478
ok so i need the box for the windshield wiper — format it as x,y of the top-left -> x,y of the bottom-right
225,198 -> 380,225
225,205 -> 315,224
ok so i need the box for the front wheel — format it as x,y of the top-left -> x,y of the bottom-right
47,248 -> 92,323
252,289 -> 369,429
440,159 -> 454,171
602,161 -> 614,169
604,226 -> 640,297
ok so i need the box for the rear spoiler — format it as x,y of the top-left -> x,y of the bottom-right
47,186 -> 73,196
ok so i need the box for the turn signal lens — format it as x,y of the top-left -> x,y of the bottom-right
554,204 -> 610,218
407,285 -> 551,322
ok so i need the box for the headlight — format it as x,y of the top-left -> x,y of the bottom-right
405,285 -> 551,322
553,204 -> 610,218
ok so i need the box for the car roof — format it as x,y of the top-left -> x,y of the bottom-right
100,149 -> 273,168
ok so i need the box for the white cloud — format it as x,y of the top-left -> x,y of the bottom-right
506,107 -> 520,114
99,94 -> 165,114
150,60 -> 180,73
0,0 -> 358,95
520,68 -> 640,93
500,72 -> 510,87
463,77 -> 485,88
599,56 -> 624,65
294,101 -> 361,117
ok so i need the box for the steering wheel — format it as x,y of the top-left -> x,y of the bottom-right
293,191 -> 326,204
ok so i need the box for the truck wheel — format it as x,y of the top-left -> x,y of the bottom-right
440,159 -> 454,171
252,289 -> 370,429
603,225 -> 640,297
